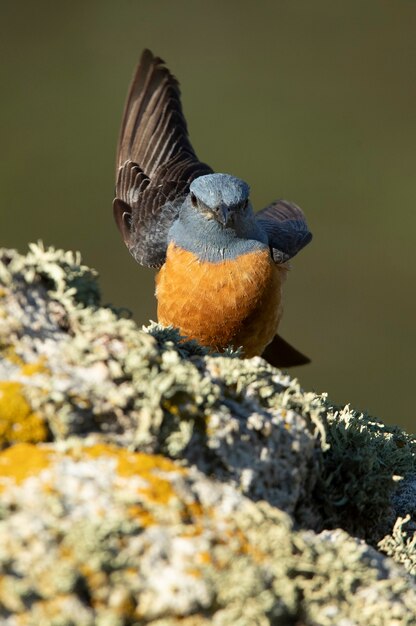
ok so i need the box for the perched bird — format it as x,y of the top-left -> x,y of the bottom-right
113,50 -> 312,367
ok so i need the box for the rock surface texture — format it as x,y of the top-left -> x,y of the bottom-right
0,243 -> 415,625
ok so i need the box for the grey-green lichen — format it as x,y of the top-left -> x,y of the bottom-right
0,243 -> 415,625
378,513 -> 416,576
0,441 -> 415,626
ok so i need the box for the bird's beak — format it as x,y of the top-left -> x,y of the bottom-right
216,204 -> 231,226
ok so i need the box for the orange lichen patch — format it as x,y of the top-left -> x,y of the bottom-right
118,453 -> 177,504
82,444 -> 185,505
128,505 -> 156,527
20,357 -> 49,377
0,287 -> 6,297
0,381 -> 48,446
79,568 -> 137,619
78,563 -> 110,610
197,551 -> 212,566
79,563 -> 108,588
180,500 -> 208,536
185,500 -> 205,519
180,523 -> 204,538
162,399 -> 181,415
83,443 -> 182,475
0,443 -> 52,487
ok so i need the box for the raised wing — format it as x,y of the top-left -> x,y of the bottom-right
114,49 -> 212,268
256,199 -> 312,263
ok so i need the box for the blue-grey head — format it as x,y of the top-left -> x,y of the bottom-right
170,172 -> 269,259
188,173 -> 251,227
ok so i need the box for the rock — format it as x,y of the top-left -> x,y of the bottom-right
0,243 -> 415,625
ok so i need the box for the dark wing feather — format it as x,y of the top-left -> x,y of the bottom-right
256,200 -> 312,263
114,49 -> 212,268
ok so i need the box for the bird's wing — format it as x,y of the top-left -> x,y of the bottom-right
256,199 -> 312,263
114,49 -> 213,268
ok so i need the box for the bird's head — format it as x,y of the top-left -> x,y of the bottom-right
187,173 -> 251,228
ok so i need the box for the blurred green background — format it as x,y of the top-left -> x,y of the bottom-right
1,0 -> 415,431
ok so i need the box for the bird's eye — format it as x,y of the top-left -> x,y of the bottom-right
190,192 -> 198,207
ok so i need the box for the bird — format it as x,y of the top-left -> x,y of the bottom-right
113,49 -> 312,367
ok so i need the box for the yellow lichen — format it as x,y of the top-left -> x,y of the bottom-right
162,399 -> 181,415
180,501 -> 207,536
20,358 -> 49,377
197,551 -> 212,565
185,567 -> 203,578
83,444 -> 185,504
119,449 -> 180,505
78,563 -> 109,605
128,505 -> 156,527
0,381 -> 48,445
1,347 -> 24,366
0,443 -> 52,487
181,523 -> 204,538
225,527 -> 266,564
185,500 -> 204,520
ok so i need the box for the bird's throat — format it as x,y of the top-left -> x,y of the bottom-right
168,210 -> 267,263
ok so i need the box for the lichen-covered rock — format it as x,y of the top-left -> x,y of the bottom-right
0,442 -> 415,626
0,244 -> 324,525
0,243 -> 415,625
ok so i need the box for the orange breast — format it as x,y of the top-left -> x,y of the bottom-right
156,243 -> 286,357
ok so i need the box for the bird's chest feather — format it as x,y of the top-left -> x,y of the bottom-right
156,242 -> 285,355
